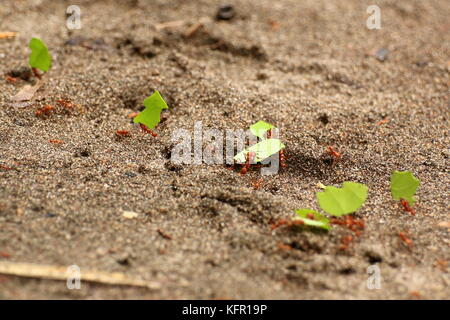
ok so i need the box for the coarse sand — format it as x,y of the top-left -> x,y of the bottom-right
0,0 -> 449,299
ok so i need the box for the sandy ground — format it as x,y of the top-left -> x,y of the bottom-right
0,0 -> 449,299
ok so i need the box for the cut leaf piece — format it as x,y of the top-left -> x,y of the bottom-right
293,209 -> 330,230
234,138 -> 285,163
250,120 -> 275,139
390,171 -> 420,206
317,182 -> 368,216
29,38 -> 52,72
133,91 -> 168,129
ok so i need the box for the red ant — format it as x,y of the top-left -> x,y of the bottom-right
399,232 -> 413,247
116,130 -> 131,137
339,235 -> 354,251
0,251 -> 11,258
5,75 -> 17,83
251,178 -> 264,190
240,151 -> 256,175
270,218 -> 304,231
157,228 -> 172,240
32,67 -> 41,79
331,216 -> 365,235
277,242 -> 293,251
35,105 -> 54,118
400,199 -> 415,215
139,124 -> 157,137
331,216 -> 364,248
279,149 -> 287,167
0,164 -> 12,171
49,139 -> 64,144
56,98 -> 80,111
128,112 -> 139,119
326,146 -> 342,163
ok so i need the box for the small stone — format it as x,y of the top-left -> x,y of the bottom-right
216,4 -> 235,21
318,113 -> 329,125
124,171 -> 137,178
256,72 -> 268,80
122,210 -> 139,219
374,48 -> 389,62
116,256 -> 131,266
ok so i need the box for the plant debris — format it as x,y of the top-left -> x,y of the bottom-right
0,261 -> 161,289
0,31 -> 17,39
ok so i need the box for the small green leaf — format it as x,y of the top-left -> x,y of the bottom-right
390,171 -> 420,206
234,139 -> 285,163
317,182 -> 368,216
29,38 -> 52,72
293,209 -> 330,230
250,121 -> 275,139
133,91 -> 169,129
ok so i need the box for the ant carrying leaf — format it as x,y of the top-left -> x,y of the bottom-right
233,121 -> 285,174
317,182 -> 368,216
292,209 -> 331,230
29,38 -> 52,78
273,182 -> 368,232
249,120 -> 275,140
133,91 -> 169,134
390,171 -> 420,213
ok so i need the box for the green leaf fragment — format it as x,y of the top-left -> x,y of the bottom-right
29,38 -> 52,72
133,91 -> 169,129
317,181 -> 368,216
234,139 -> 285,163
250,120 -> 275,139
293,209 -> 330,230
390,171 -> 420,206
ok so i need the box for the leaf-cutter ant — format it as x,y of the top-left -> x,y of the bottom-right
331,216 -> 365,234
251,178 -> 264,190
400,199 -> 415,215
139,124 -> 157,137
32,67 -> 41,79
399,231 -> 413,247
116,130 -> 131,137
240,151 -> 256,175
157,228 -> 172,240
270,218 -> 304,231
0,164 -> 12,171
339,235 -> 353,251
279,149 -> 287,167
49,139 -> 64,144
35,105 -> 54,118
326,146 -> 342,163
56,98 -> 73,108
5,76 -> 17,83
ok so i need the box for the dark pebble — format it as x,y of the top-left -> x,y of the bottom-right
256,72 -> 268,80
116,257 -> 130,266
124,171 -> 137,178
216,4 -> 235,20
318,113 -> 329,125
374,48 -> 389,62
65,36 -> 84,46
74,148 -> 91,157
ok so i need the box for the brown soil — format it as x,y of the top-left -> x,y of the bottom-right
0,0 -> 449,299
